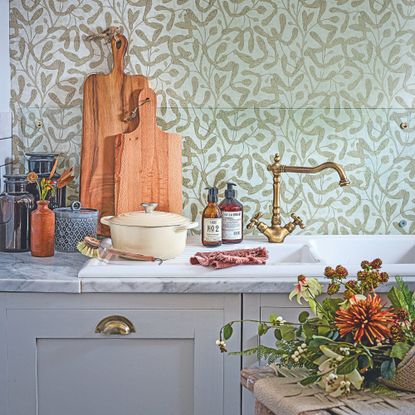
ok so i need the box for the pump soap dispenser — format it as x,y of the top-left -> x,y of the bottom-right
219,183 -> 243,244
202,187 -> 222,247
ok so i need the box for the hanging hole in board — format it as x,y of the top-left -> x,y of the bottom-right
116,40 -> 122,49
399,219 -> 407,228
123,98 -> 151,122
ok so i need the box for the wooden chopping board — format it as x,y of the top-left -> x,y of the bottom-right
114,87 -> 182,215
80,34 -> 148,235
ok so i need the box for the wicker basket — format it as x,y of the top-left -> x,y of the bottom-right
382,346 -> 415,393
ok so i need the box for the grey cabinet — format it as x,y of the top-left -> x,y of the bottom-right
242,294 -> 305,415
2,293 -> 241,415
0,295 -> 6,413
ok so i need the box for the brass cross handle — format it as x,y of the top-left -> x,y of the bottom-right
247,212 -> 263,229
291,213 -> 305,229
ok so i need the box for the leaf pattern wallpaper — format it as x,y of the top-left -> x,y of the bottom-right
9,0 -> 415,234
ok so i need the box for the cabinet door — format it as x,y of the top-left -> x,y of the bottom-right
0,295 -> 6,414
241,294 -> 307,415
242,294 -> 307,366
7,308 -> 225,415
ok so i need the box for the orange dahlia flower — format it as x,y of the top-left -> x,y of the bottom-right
335,294 -> 395,344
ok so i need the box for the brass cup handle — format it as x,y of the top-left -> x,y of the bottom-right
291,213 -> 305,229
95,315 -> 135,336
247,212 -> 263,229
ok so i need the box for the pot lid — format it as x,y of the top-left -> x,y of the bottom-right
109,203 -> 190,227
25,152 -> 60,159
54,201 -> 98,219
3,174 -> 28,182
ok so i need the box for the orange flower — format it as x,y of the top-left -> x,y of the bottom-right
335,294 -> 395,344
26,171 -> 38,183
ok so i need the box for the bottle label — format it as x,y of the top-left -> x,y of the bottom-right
203,218 -> 222,242
222,211 -> 242,240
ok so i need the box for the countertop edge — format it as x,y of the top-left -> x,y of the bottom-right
79,277 -> 415,294
2,236 -> 415,293
0,279 -> 81,293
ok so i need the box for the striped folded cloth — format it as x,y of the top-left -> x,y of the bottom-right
190,247 -> 268,269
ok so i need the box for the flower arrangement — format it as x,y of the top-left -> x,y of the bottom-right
26,158 -> 74,201
218,258 -> 415,396
27,171 -> 56,201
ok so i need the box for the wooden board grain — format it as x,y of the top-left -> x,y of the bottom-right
114,87 -> 182,215
80,34 -> 148,235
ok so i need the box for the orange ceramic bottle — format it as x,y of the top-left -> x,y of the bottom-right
30,200 -> 55,257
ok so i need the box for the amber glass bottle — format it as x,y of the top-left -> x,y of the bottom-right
219,183 -> 243,244
202,187 -> 222,247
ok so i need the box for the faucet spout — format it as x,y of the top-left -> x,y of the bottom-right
248,153 -> 350,243
281,162 -> 350,187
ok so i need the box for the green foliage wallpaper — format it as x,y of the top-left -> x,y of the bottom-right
9,0 -> 415,234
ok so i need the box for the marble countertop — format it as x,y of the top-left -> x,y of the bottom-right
0,247 -> 303,294
1,235 -> 415,294
0,251 -> 86,293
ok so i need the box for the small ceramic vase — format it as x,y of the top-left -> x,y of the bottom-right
30,200 -> 55,257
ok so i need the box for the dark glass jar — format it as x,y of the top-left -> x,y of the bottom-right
27,173 -> 66,209
0,175 -> 35,252
25,152 -> 60,174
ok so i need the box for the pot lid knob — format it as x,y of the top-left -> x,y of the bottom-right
141,202 -> 158,213
71,201 -> 82,211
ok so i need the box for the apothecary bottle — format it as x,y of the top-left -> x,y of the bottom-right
202,187 -> 222,247
219,183 -> 243,244
0,175 -> 35,252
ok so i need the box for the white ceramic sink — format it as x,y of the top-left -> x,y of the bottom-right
78,236 -> 415,279
267,243 -> 319,265
308,235 -> 415,276
79,240 -> 321,279
309,236 -> 415,265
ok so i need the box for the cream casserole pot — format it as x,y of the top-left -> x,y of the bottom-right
100,203 -> 198,260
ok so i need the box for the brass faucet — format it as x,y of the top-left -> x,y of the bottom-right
247,153 -> 350,243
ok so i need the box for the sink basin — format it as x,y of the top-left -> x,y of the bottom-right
309,236 -> 415,265
307,235 -> 415,277
79,240 -> 320,279
267,244 -> 319,265
78,236 -> 415,280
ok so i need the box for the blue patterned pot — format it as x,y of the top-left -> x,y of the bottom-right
54,201 -> 98,252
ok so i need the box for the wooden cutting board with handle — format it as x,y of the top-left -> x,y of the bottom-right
114,87 -> 182,215
80,34 -> 148,235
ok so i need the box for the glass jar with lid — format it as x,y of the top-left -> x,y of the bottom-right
0,175 -> 35,252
